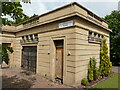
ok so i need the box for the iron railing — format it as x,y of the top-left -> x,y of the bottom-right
88,36 -> 101,43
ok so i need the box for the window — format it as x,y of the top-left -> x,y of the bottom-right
32,34 -> 38,41
101,35 -> 104,38
98,34 -> 100,38
94,33 -> 97,37
22,36 -> 24,41
98,34 -> 101,42
21,34 -> 38,43
88,31 -> 102,43
94,33 -> 98,41
89,31 -> 92,37
88,31 -> 93,41
26,35 -> 29,41
34,34 -> 38,40
20,36 -> 25,43
30,35 -> 33,41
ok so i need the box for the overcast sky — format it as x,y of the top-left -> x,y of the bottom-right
21,0 -> 119,18
5,0 -> 119,21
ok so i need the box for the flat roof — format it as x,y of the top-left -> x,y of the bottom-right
14,2 -> 108,26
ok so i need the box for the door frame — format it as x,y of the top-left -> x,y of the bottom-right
55,41 -> 64,80
50,36 -> 66,83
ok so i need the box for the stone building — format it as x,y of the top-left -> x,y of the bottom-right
1,2 -> 111,86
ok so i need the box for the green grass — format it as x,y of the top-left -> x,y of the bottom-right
94,73 -> 120,88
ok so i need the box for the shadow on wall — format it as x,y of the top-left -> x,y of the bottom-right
2,75 -> 33,89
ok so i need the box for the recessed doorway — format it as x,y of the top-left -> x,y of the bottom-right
54,40 -> 64,83
21,46 -> 37,73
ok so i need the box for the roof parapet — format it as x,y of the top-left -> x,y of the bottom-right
3,2 -> 110,32
2,25 -> 16,32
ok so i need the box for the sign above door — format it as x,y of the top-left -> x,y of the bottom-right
58,20 -> 74,28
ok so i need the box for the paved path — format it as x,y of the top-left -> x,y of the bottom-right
2,66 -> 119,89
112,66 -> 120,73
2,68 -> 72,88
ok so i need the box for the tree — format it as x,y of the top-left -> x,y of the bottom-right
1,2 -> 39,25
87,57 -> 100,81
1,2 -> 30,25
104,11 -> 120,66
29,14 -> 39,19
88,57 -> 94,81
100,36 -> 112,77
1,46 -> 13,68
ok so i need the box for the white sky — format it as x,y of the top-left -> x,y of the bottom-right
21,0 -> 119,18
5,0 -> 119,21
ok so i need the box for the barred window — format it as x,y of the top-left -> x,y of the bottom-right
88,31 -> 102,43
20,34 -> 38,43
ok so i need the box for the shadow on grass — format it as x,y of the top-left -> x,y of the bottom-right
2,75 -> 33,89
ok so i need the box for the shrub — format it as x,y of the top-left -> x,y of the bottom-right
81,78 -> 88,86
93,68 -> 101,80
100,36 -> 112,77
88,67 -> 93,82
88,57 -> 100,81
88,57 -> 95,81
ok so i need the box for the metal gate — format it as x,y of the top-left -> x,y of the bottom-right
21,46 -> 37,72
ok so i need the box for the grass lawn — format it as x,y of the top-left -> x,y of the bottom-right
94,73 -> 120,88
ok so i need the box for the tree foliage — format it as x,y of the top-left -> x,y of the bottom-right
1,1 -> 39,25
2,46 -> 13,65
88,57 -> 97,81
29,14 -> 39,19
100,36 -> 112,77
2,2 -> 30,25
104,11 -> 120,66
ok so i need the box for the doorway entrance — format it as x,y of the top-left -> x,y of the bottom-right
21,46 -> 37,73
54,40 -> 64,82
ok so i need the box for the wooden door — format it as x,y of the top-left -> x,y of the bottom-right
55,47 -> 63,79
22,46 -> 37,72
